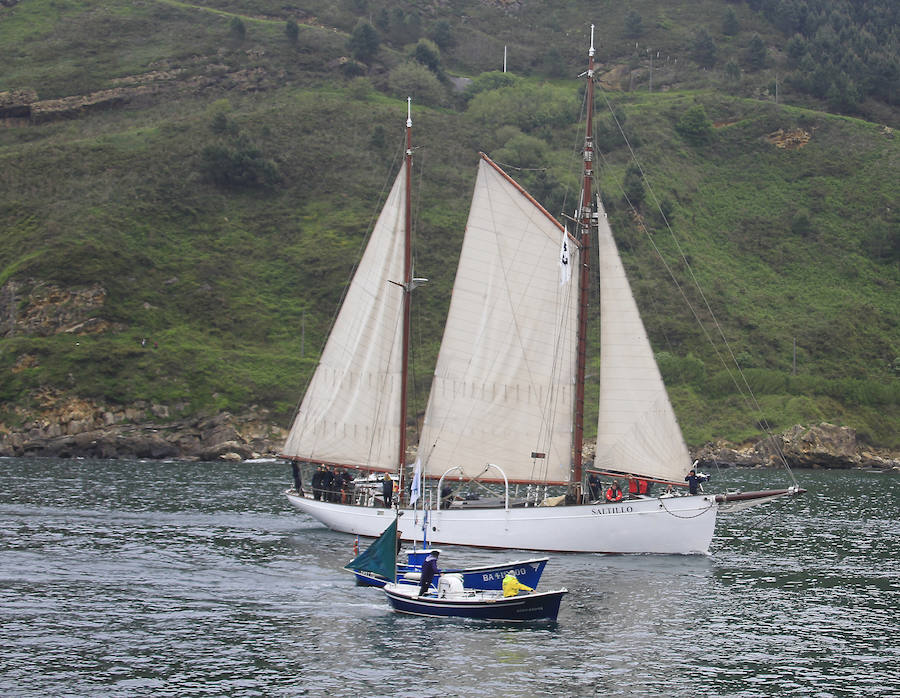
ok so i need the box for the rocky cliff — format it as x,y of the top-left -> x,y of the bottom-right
0,391 -> 285,461
692,422 -> 900,471
2,393 -> 897,470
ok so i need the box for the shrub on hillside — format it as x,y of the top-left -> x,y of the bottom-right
465,83 -> 577,133
386,62 -> 445,107
286,19 -> 299,43
463,71 -> 521,102
201,140 -> 280,189
676,104 -> 713,144
230,17 -> 246,40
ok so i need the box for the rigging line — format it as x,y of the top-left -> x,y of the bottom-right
595,87 -> 797,485
659,497 -> 716,519
593,92 -> 749,403
482,185 -> 565,485
537,241 -> 580,477
558,86 -> 592,225
364,295 -> 406,471
497,83 -> 588,479
489,161 -> 549,173
285,136 -> 406,430
730,494 -> 798,537
585,96 -> 680,363
418,170 -> 553,484
409,144 -> 427,454
358,136 -> 411,471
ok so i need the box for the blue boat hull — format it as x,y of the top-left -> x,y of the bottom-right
382,585 -> 567,622
354,556 -> 548,591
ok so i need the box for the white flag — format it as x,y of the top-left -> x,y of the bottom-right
559,228 -> 571,285
409,457 -> 422,506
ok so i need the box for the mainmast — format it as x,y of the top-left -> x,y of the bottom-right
398,98 -> 413,498
572,26 -> 596,499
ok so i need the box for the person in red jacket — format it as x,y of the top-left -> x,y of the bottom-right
628,474 -> 651,497
605,481 -> 623,502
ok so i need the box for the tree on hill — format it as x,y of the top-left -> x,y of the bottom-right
285,19 -> 299,43
722,8 -> 740,36
622,163 -> 646,208
412,38 -> 443,78
675,104 -> 713,144
430,19 -> 453,50
745,34 -> 767,70
692,28 -> 717,68
624,10 -> 644,38
230,17 -> 246,41
724,60 -> 741,85
387,62 -> 445,107
348,20 -> 380,63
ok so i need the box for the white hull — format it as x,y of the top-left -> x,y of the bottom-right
285,490 -> 717,554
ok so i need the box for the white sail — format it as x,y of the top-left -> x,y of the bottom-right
594,198 -> 692,482
418,155 -> 579,485
282,171 -> 407,470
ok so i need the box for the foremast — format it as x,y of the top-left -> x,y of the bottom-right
572,26 -> 596,500
398,97 -> 414,496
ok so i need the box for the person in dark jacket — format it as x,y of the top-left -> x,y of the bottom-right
588,472 -> 601,501
418,550 -> 440,596
291,462 -> 303,495
685,469 -> 710,495
382,473 -> 393,508
311,466 -> 325,500
339,470 -> 353,504
322,468 -> 336,502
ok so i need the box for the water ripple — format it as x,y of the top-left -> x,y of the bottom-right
0,460 -> 898,696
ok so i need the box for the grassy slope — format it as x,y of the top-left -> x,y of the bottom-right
0,0 -> 897,447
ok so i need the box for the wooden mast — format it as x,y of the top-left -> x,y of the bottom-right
572,26 -> 596,500
398,98 -> 413,500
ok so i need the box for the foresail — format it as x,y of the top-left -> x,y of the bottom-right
594,199 -> 692,482
417,156 -> 578,485
344,518 -> 397,580
282,171 -> 407,470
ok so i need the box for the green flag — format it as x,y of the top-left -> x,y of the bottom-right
344,518 -> 397,581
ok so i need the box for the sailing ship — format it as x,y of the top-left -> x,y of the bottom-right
283,28 -> 803,554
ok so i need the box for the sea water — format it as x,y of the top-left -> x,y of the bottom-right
1,458 -> 898,697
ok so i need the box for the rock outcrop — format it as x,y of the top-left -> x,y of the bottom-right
693,422 -> 899,471
0,279 -> 119,337
2,396 -> 896,469
0,394 -> 286,461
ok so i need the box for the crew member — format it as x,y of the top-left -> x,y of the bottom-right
685,469 -> 710,495
502,573 -> 534,597
605,480 -> 623,502
382,472 -> 393,507
418,550 -> 440,596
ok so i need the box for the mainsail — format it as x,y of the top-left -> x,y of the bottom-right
417,155 -> 580,485
282,171 -> 407,470
594,198 -> 692,482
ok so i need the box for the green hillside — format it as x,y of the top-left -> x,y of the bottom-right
0,0 -> 897,448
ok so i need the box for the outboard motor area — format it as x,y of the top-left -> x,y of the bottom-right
438,573 -> 464,597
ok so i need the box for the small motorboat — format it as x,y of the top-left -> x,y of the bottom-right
383,574 -> 567,622
352,548 -> 549,591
